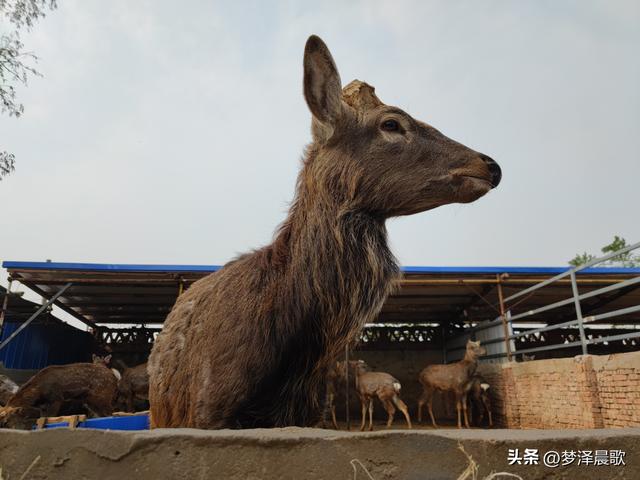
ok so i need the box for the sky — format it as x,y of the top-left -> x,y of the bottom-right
1,0 -> 639,291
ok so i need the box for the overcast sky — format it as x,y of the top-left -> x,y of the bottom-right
1,0 -> 639,289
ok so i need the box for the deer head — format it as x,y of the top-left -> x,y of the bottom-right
303,35 -> 501,218
464,340 -> 487,360
0,406 -> 40,429
92,354 -> 112,366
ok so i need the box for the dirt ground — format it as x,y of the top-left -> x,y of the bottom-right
0,426 -> 638,479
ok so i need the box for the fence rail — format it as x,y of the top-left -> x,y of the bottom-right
471,241 -> 640,361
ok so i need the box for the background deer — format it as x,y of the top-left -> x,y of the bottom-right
92,354 -> 121,381
353,360 -> 412,431
0,362 -> 117,429
116,362 -> 149,412
466,374 -> 492,427
418,340 -> 486,428
148,35 -> 501,429
323,360 -> 361,429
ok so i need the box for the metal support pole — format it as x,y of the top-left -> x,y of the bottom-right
441,321 -> 447,364
344,345 -> 350,431
0,283 -> 72,352
570,270 -> 588,355
0,277 -> 13,339
496,274 -> 512,361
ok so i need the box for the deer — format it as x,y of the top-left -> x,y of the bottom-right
0,362 -> 117,429
147,34 -> 501,429
92,354 -> 121,381
418,340 -> 486,428
353,360 -> 412,431
324,361 -> 345,429
466,374 -> 492,427
323,360 -> 364,429
116,362 -> 149,412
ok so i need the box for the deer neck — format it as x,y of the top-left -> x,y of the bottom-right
269,151 -> 399,353
461,352 -> 479,376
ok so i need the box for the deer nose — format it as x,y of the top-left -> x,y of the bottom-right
480,154 -> 501,188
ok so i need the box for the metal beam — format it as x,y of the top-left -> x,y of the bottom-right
496,274 -> 512,361
504,241 -> 640,303
507,275 -> 640,322
18,282 -> 98,329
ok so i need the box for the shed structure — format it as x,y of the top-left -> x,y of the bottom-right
2,261 -> 639,363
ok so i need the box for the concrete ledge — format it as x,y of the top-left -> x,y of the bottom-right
0,427 -> 638,479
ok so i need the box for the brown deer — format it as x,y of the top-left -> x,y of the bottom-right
418,340 -> 486,428
324,361 -> 345,429
116,362 -> 149,412
466,374 -> 492,427
0,362 -> 117,429
353,360 -> 411,431
148,35 -> 501,429
92,354 -> 121,381
323,360 -> 363,429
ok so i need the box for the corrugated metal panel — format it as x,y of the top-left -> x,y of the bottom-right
0,321 -> 93,369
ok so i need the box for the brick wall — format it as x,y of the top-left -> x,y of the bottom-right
478,350 -> 640,429
593,352 -> 640,428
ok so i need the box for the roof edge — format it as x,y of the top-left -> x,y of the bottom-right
3,261 -> 640,275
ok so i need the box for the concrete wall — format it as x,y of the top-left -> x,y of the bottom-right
2,427 -> 640,480
478,350 -> 640,429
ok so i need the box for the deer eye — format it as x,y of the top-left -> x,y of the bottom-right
381,119 -> 400,132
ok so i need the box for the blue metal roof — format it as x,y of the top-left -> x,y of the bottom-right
3,260 -> 640,275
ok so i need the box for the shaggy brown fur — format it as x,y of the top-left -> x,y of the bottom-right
417,340 -> 487,428
0,363 -> 117,429
116,362 -> 149,412
148,35 -> 501,429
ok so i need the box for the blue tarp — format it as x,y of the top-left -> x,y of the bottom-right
38,413 -> 150,431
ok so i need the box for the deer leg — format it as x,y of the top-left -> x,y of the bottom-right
392,395 -> 412,429
328,392 -> 338,430
331,404 -> 338,430
417,390 -> 427,423
45,400 -> 64,417
368,399 -> 374,431
456,397 -> 462,429
382,399 -> 395,428
321,393 -> 329,428
83,403 -> 100,418
360,400 -> 367,432
462,393 -> 470,428
484,398 -> 493,427
428,396 -> 438,428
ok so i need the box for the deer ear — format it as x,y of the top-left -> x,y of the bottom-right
92,354 -> 98,362
105,354 -> 112,364
303,35 -> 343,126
